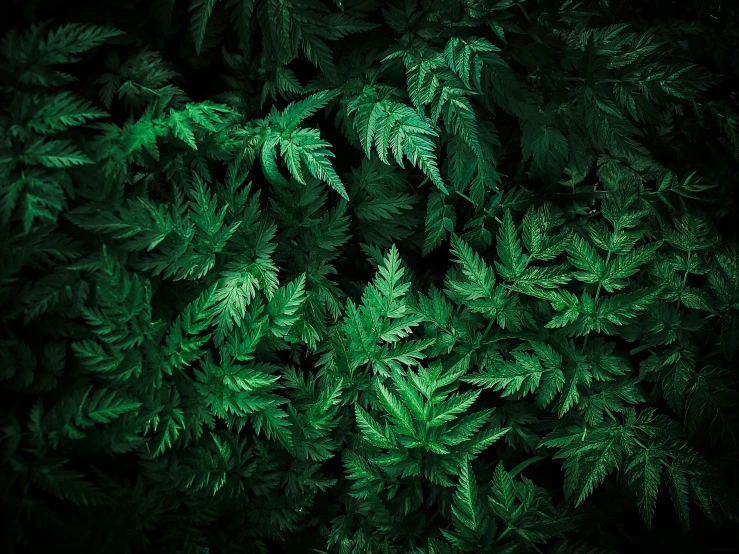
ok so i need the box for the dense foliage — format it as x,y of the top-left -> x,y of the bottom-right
1,0 -> 738,553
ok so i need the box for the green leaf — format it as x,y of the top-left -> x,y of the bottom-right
428,390 -> 481,427
495,210 -> 526,282
347,91 -> 447,193
521,121 -> 569,178
423,191 -> 455,256
355,405 -> 394,449
39,23 -> 125,64
490,461 -> 515,513
451,457 -> 482,532
280,128 -> 348,199
567,235 -> 605,285
190,0 -> 218,55
444,36 -> 500,91
268,273 -> 307,337
625,444 -> 667,529
448,234 -> 495,299
375,380 -> 416,437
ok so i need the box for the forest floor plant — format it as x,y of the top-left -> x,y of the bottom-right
1,1 -> 738,553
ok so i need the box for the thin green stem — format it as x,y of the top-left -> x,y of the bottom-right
455,189 -> 475,206
583,246 -> 611,350
681,250 -> 692,292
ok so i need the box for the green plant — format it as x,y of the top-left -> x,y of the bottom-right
1,1 -> 738,553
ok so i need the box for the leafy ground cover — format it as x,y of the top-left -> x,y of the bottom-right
1,1 -> 738,553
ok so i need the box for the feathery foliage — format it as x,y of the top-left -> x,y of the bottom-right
1,1 -> 739,553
